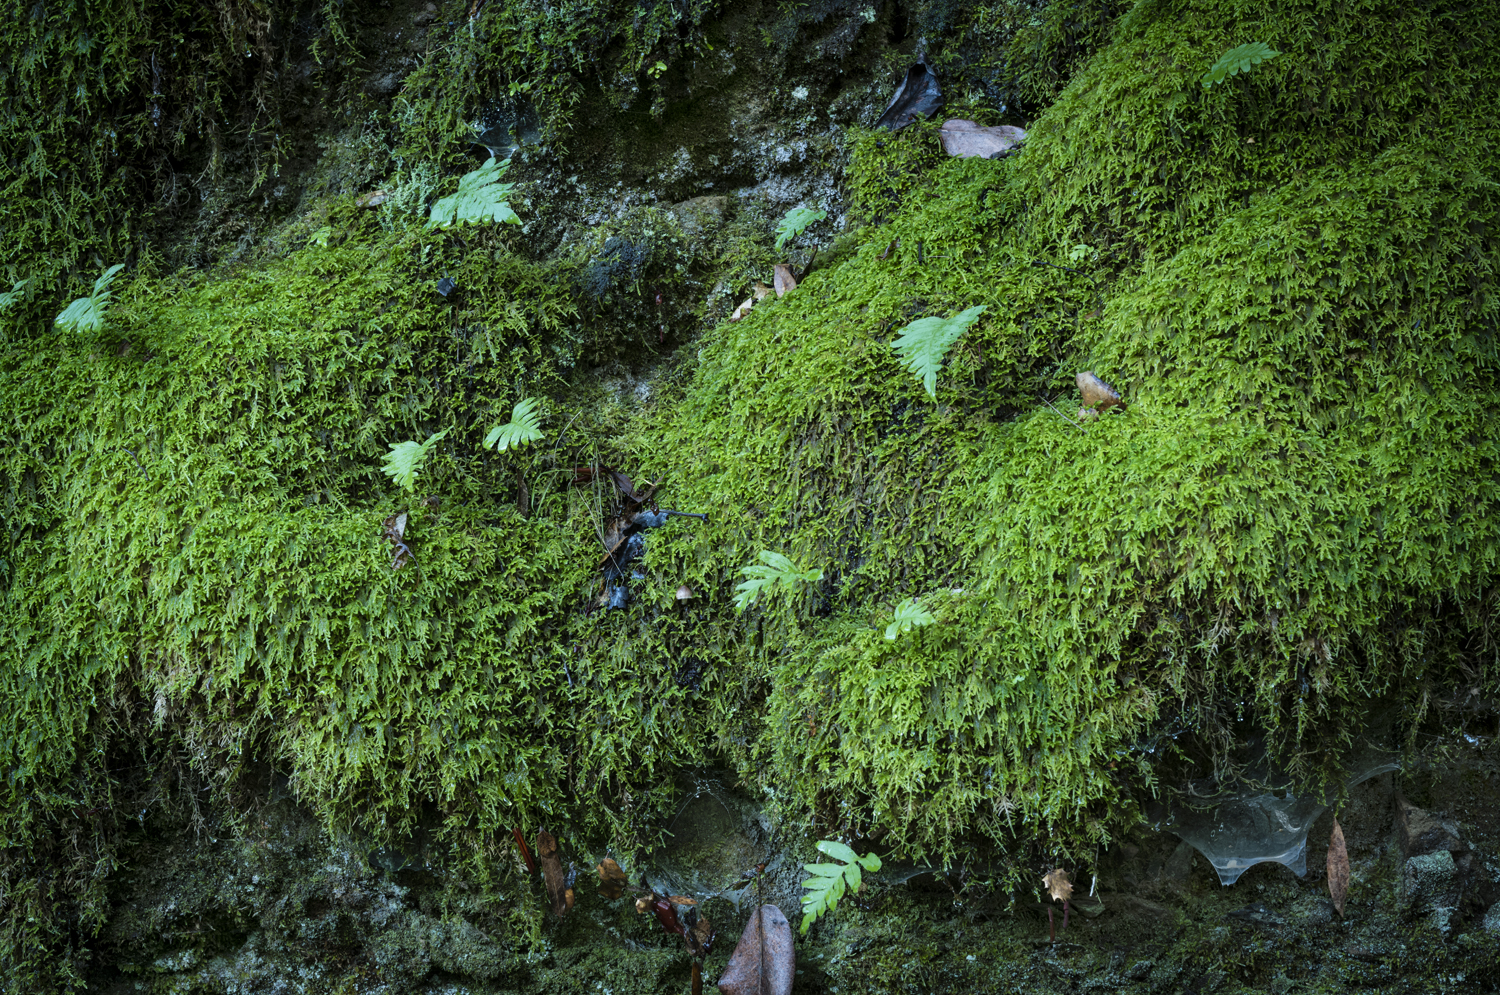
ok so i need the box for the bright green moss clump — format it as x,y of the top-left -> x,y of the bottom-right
636,0 -> 1500,866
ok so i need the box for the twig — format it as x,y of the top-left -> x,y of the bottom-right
120,447 -> 151,481
1040,396 -> 1086,432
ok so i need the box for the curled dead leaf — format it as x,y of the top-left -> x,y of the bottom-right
1077,370 -> 1122,412
729,296 -> 754,321
596,857 -> 628,900
875,60 -> 942,131
1328,817 -> 1350,917
1043,867 -> 1073,904
773,263 -> 797,297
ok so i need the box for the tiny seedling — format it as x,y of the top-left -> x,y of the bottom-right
884,598 -> 936,640
800,840 -> 880,935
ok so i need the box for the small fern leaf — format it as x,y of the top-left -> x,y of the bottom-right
428,157 -> 521,229
891,305 -> 987,399
733,550 -> 823,611
799,841 -> 880,935
884,598 -> 936,640
483,397 -> 544,451
774,206 -> 827,252
55,263 -> 125,335
1202,42 -> 1281,88
381,429 -> 449,492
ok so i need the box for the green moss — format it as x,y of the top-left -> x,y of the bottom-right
630,0 -> 1500,871
4,0 -> 1500,987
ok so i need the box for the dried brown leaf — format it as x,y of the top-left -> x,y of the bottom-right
772,264 -> 797,297
716,904 -> 794,995
729,297 -> 754,321
1043,867 -> 1073,904
1328,817 -> 1350,917
597,857 -> 628,900
536,830 -> 570,916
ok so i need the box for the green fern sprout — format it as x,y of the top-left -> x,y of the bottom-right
428,157 -> 521,229
884,598 -> 936,640
483,398 -> 544,452
55,264 -> 125,335
891,305 -> 987,399
381,429 -> 449,492
733,550 -> 823,611
0,278 -> 30,314
800,840 -> 881,935
1201,42 -> 1281,88
774,206 -> 827,253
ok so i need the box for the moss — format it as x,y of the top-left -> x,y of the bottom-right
4,0 -> 1500,988
629,0 -> 1500,872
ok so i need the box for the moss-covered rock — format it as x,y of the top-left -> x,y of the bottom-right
3,0 -> 1499,990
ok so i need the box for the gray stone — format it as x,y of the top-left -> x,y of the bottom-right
1403,850 -> 1459,907
1484,902 -> 1500,934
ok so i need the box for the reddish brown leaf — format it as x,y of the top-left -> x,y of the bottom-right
512,827 -> 537,874
1328,817 -> 1350,917
716,904 -> 794,995
536,830 -> 571,916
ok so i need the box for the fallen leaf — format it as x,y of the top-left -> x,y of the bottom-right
875,60 -> 943,131
356,189 -> 389,208
1077,371 -> 1122,412
1328,818 -> 1349,917
536,830 -> 571,916
729,297 -> 754,321
938,119 -> 1027,159
716,904 -> 794,995
597,857 -> 628,900
772,264 -> 797,297
1043,867 -> 1073,904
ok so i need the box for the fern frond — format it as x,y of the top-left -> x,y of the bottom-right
800,840 -> 881,935
483,398 -> 545,452
380,429 -> 449,492
55,264 -> 125,335
1201,42 -> 1280,88
428,158 -> 521,229
774,206 -> 827,252
0,279 -> 30,314
733,550 -> 823,611
884,598 -> 936,640
891,305 -> 987,399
